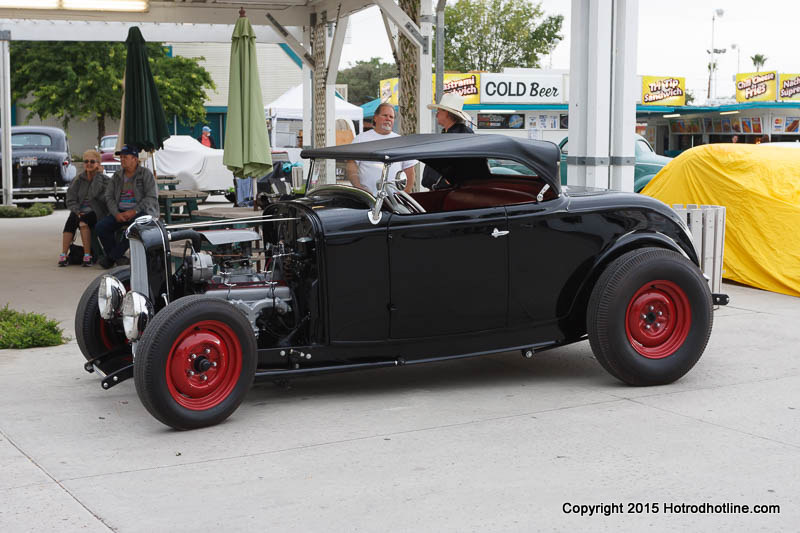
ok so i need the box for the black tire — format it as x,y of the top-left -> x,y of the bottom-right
133,296 -> 257,430
75,266 -> 132,361
587,248 -> 712,386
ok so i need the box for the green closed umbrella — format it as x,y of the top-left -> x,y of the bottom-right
223,15 -> 273,180
121,27 -> 170,153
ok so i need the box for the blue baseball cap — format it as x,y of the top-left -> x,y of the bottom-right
202,126 -> 211,132
115,144 -> 140,156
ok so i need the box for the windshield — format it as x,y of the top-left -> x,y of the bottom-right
635,139 -> 654,156
12,133 -> 52,148
100,136 -> 117,150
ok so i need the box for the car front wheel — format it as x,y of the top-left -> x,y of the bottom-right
133,296 -> 256,430
587,247 -> 713,385
75,266 -> 131,361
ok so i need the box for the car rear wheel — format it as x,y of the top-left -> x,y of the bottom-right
75,266 -> 131,361
587,248 -> 712,385
133,296 -> 256,430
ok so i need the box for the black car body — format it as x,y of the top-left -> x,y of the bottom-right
76,134 -> 727,430
0,126 -> 75,202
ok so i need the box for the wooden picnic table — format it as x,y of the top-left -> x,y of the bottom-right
156,177 -> 179,191
158,189 -> 209,223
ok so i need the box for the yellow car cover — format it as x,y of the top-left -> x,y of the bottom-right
642,143 -> 800,297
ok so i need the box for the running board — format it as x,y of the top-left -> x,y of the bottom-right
253,339 -> 575,380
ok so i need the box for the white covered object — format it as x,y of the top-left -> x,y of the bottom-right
265,84 -> 363,147
153,135 -> 235,192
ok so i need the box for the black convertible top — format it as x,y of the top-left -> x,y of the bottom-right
301,133 -> 561,189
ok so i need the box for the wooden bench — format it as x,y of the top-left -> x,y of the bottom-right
156,177 -> 179,191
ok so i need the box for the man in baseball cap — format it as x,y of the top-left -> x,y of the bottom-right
198,125 -> 216,148
96,143 -> 159,268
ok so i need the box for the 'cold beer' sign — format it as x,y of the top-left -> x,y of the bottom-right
480,73 -> 564,104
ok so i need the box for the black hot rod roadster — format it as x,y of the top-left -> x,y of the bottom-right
76,134 -> 728,430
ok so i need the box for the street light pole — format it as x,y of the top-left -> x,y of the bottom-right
708,8 -> 725,99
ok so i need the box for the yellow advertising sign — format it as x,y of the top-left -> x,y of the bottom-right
380,73 -> 481,106
641,76 -> 685,106
779,73 -> 800,101
736,71 -> 777,102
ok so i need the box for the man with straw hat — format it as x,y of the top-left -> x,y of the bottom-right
422,93 -> 475,189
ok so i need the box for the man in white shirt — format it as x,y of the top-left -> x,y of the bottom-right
346,103 -> 416,195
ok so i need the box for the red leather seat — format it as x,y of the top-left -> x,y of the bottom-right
442,187 -> 536,211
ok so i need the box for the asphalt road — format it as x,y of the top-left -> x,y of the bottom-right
1,206 -> 798,532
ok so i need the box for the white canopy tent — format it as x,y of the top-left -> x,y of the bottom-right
265,84 -> 363,148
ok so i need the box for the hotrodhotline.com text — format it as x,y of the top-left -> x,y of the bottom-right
563,502 -> 781,517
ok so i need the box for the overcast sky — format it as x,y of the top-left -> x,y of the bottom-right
340,0 -> 799,103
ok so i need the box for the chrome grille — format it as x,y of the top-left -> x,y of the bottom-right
129,238 -> 149,299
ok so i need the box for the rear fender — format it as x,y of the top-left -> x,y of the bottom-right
562,231 -> 698,337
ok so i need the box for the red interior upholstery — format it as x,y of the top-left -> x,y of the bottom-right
411,178 -> 555,213
442,186 -> 536,211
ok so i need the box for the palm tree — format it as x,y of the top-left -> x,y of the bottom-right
751,54 -> 767,71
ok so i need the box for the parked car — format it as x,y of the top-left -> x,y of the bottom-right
642,142 -> 800,298
76,133 -> 727,430
98,134 -> 121,176
0,126 -> 76,204
559,134 -> 672,192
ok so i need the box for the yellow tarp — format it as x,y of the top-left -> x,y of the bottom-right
642,143 -> 800,297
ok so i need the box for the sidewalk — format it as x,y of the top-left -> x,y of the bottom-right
1,207 -> 798,532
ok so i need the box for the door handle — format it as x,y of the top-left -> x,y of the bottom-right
491,228 -> 510,238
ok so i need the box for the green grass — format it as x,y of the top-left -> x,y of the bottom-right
0,203 -> 54,218
0,304 -> 66,349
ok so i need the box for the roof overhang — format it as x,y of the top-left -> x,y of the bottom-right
0,0 -> 373,28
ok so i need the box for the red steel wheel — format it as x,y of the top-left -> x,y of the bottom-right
134,296 -> 256,430
587,248 -> 713,386
625,280 -> 691,359
75,266 -> 132,361
166,321 -> 243,410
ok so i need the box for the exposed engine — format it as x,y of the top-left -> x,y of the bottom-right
175,223 -> 317,349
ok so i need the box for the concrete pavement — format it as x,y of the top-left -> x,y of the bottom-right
1,206 -> 798,532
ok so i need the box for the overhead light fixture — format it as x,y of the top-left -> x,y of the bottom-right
0,0 -> 58,7
720,110 -> 740,115
0,0 -> 148,10
663,113 -> 681,118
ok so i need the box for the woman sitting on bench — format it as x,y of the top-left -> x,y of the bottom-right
58,149 -> 109,267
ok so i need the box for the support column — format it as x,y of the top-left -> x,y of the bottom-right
302,26 -> 312,150
609,0 -> 638,192
1,30 -> 12,206
418,0 -> 433,135
398,0 -> 419,136
568,0 -> 637,192
568,0 -> 612,189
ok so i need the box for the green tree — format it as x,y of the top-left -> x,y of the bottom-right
442,0 -> 563,71
750,53 -> 767,71
337,57 -> 399,105
10,41 -> 215,143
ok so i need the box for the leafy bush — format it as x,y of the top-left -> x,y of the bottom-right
0,203 -> 54,218
0,304 -> 66,349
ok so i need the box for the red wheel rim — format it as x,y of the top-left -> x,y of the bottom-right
166,320 -> 242,410
625,280 -> 691,359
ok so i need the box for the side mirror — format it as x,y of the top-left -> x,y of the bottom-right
394,170 -> 407,191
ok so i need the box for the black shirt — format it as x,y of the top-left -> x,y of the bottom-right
421,122 -> 474,189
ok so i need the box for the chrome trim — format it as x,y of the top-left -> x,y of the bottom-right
129,238 -> 149,299
121,291 -> 154,341
97,275 -> 126,320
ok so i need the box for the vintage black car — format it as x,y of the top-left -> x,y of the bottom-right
0,126 -> 76,203
76,134 -> 728,430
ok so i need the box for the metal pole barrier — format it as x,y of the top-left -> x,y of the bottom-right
1,30 -> 13,206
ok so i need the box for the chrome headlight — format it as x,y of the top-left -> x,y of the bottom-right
121,291 -> 154,341
98,275 -> 126,320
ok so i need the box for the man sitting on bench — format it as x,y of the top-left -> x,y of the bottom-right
96,144 -> 159,269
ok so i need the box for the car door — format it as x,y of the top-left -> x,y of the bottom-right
387,207 -> 509,339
